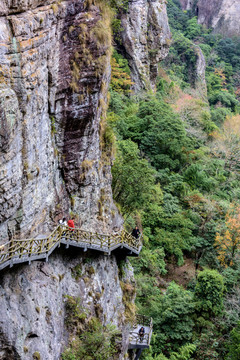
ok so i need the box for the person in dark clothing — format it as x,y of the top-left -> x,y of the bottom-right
138,327 -> 145,342
132,226 -> 140,239
59,217 -> 67,226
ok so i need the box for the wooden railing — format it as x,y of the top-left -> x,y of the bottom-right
0,226 -> 142,271
134,314 -> 153,328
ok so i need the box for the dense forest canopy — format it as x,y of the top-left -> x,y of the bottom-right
108,0 -> 240,358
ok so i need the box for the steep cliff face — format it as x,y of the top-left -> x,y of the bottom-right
180,0 -> 240,37
0,249 -> 135,359
0,0 -> 122,242
120,0 -> 171,91
0,0 -> 171,358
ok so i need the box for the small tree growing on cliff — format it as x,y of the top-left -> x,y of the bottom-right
214,204 -> 240,267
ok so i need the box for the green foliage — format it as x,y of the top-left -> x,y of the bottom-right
144,343 -> 196,360
184,17 -> 202,40
169,343 -> 196,360
108,4 -> 240,358
164,32 -> 198,86
62,318 -> 119,360
133,247 -> 167,276
216,38 -> 240,70
226,322 -> 240,360
64,295 -> 87,333
62,296 -> 120,360
209,91 -> 239,111
110,94 -> 189,171
167,0 -> 189,32
112,139 -> 156,214
194,269 -> 224,318
135,98 -> 188,170
211,107 -> 231,126
151,282 -> 195,355
110,50 -> 132,94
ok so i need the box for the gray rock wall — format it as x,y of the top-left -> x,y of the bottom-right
0,0 -> 171,358
0,0 -> 122,242
180,0 -> 240,37
120,0 -> 171,91
0,249 -> 135,359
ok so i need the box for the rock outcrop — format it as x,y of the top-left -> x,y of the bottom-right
0,1 -> 130,358
194,45 -> 207,98
0,0 -> 122,242
0,0 -> 171,358
0,249 -> 136,359
180,0 -> 240,37
120,0 -> 171,91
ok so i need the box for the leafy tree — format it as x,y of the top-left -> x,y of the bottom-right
133,247 -> 166,277
151,282 -> 195,355
167,0 -> 189,32
211,115 -> 240,173
184,17 -> 202,40
216,38 -> 240,69
209,91 -> 238,111
194,269 -> 224,318
210,107 -> 231,126
112,139 -> 156,214
165,33 -> 198,85
135,98 -> 189,171
110,50 -> 133,94
215,205 -> 240,267
226,322 -> 240,360
144,343 -> 196,360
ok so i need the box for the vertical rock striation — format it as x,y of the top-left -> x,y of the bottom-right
0,0 -> 171,358
120,0 -> 171,91
0,0 -> 122,242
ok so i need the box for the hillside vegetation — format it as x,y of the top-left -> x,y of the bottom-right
108,0 -> 240,359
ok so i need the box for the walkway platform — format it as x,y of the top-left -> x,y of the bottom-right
0,226 -> 142,271
128,315 -> 153,350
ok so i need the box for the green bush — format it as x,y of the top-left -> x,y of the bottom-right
194,269 -> 224,318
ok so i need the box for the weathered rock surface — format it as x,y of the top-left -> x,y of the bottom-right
0,0 -> 122,242
180,0 -> 240,37
194,44 -> 207,98
120,0 -> 171,91
0,0 -> 169,358
0,249 -> 135,359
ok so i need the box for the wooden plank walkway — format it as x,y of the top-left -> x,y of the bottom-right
0,226 -> 142,271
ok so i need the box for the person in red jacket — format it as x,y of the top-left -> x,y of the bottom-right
67,219 -> 75,231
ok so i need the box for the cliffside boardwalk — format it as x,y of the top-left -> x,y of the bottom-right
129,315 -> 153,359
0,226 -> 153,355
0,225 -> 142,271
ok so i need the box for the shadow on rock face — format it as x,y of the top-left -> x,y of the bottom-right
0,332 -> 20,360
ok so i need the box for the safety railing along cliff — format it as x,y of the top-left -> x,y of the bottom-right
129,314 -> 153,350
0,226 -> 142,271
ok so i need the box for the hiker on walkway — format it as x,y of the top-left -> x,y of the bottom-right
132,226 -> 140,239
67,218 -> 75,231
67,218 -> 75,240
59,217 -> 67,226
139,326 -> 145,343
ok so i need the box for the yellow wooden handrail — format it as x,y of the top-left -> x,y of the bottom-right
0,226 -> 142,270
